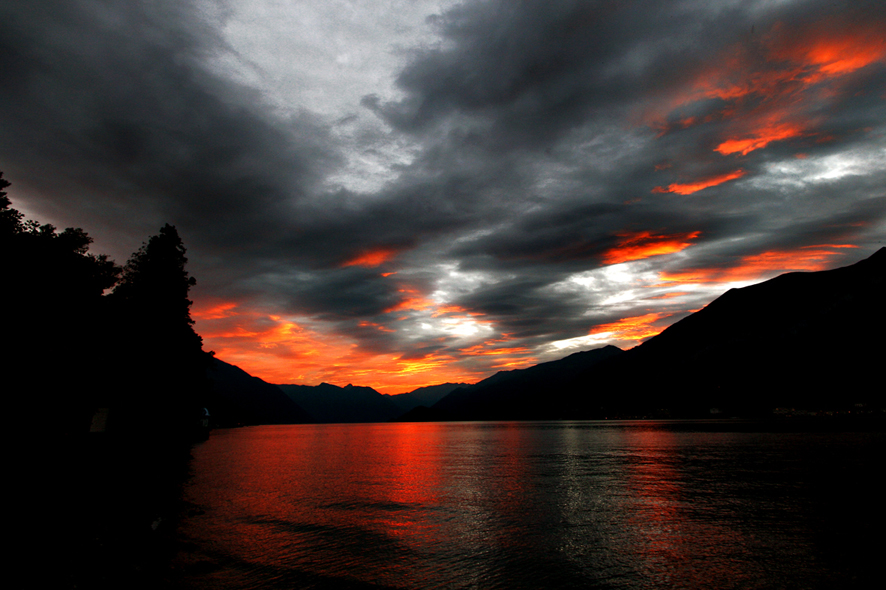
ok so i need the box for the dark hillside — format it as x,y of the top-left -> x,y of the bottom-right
208,358 -> 314,426
432,345 -> 624,420
279,382 -> 402,423
574,248 -> 886,417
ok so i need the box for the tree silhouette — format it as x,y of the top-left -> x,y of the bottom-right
108,224 -> 208,441
2,172 -> 207,440
0,171 -> 22,234
4,172 -> 214,584
113,224 -> 199,332
2,172 -> 120,435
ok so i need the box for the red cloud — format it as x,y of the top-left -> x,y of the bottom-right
659,245 -> 858,284
652,170 -> 746,195
602,230 -> 701,264
341,247 -> 401,268
193,297 -> 527,393
589,312 -> 672,344
648,12 -> 886,161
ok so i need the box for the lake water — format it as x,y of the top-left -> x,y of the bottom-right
171,421 -> 883,589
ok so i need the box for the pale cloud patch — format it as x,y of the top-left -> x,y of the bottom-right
753,144 -> 886,190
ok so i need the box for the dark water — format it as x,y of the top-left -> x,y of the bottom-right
171,421 -> 883,589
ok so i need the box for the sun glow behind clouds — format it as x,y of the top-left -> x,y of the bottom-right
192,291 -> 536,392
192,299 -> 484,393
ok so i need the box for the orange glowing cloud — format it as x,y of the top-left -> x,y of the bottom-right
358,320 -> 395,333
648,292 -> 690,300
381,288 -> 483,320
384,288 -> 436,314
457,336 -> 536,369
341,247 -> 400,268
647,14 -> 886,158
715,121 -> 806,155
602,230 -> 701,264
769,19 -> 886,80
431,304 -> 478,318
192,299 -> 490,393
192,301 -> 239,321
459,344 -> 530,357
652,170 -> 745,195
192,297 -> 520,393
589,312 -> 671,343
659,245 -> 858,284
194,303 -> 358,381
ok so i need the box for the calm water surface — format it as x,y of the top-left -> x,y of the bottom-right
172,421 -> 883,589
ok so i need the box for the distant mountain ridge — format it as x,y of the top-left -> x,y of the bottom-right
207,357 -> 313,426
277,382 -> 403,423
431,346 -> 624,420
205,365 -> 465,424
385,383 -> 469,413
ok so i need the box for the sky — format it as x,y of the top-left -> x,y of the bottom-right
2,0 -> 884,393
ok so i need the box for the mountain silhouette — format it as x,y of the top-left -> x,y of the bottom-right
207,357 -> 313,425
576,247 -> 885,417
431,345 -> 624,420
385,383 -> 470,413
278,383 -> 403,423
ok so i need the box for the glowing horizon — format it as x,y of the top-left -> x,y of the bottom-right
194,244 -> 868,393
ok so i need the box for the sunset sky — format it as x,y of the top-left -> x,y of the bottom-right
2,0 -> 884,393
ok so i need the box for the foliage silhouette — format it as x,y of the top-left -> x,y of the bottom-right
1,172 -> 207,441
2,171 -> 121,435
3,171 -> 218,586
106,224 -> 209,443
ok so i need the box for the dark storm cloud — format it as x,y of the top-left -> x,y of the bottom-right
376,0 -> 886,176
447,196 -> 759,270
279,266 -> 403,320
451,275 -> 590,339
373,0 -> 885,256
0,1 -> 335,252
376,0 -> 755,141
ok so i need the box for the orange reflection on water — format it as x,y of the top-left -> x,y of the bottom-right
184,424 -> 456,587
616,426 -> 747,588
